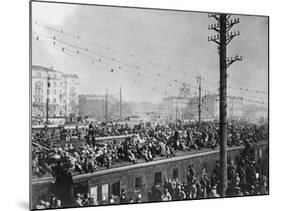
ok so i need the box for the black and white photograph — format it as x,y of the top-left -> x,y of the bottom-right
30,1 -> 269,210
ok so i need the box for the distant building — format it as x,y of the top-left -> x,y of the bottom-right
78,94 -> 123,122
161,83 -> 191,121
162,96 -> 190,121
63,73 -> 80,117
179,83 -> 191,98
227,95 -> 244,119
189,94 -> 243,120
242,104 -> 268,122
78,94 -> 158,123
31,65 -> 79,119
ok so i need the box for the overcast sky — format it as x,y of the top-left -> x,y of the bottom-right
31,2 -> 268,103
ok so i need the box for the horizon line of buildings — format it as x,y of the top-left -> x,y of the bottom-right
31,65 -> 267,124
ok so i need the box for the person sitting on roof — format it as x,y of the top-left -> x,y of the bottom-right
127,149 -> 137,163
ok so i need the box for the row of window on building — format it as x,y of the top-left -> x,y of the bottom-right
35,82 -> 76,96
34,97 -> 78,105
34,81 -> 76,105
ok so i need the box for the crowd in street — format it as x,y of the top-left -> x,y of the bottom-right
32,121 -> 268,178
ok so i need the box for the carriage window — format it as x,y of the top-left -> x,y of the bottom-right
173,168 -> 179,179
112,181 -> 120,196
135,177 -> 142,190
154,172 -> 162,186
101,184 -> 109,202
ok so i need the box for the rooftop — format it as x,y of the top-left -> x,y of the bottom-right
32,66 -> 79,79
32,65 -> 62,73
62,73 -> 79,79
31,140 -> 268,184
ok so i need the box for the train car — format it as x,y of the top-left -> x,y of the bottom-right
31,140 -> 268,208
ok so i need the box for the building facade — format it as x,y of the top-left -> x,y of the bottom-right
63,73 -> 79,118
162,96 -> 190,121
189,94 -> 243,120
161,83 -> 191,121
32,65 -> 79,121
78,94 -> 122,122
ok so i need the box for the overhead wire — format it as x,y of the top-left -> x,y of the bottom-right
32,21 -> 268,106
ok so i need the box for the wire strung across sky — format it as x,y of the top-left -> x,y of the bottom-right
35,21 -> 241,95
33,20 -> 268,96
32,30 -> 199,94
32,34 -> 191,98
34,20 -> 202,80
33,29 -> 200,93
32,21 -> 268,106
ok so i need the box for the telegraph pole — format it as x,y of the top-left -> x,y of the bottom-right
197,75 -> 202,123
175,103 -> 178,121
65,79 -> 68,119
208,13 -> 242,196
46,76 -> 50,125
219,14 -> 228,197
120,86 -> 123,121
105,89 -> 108,124
45,72 -> 51,125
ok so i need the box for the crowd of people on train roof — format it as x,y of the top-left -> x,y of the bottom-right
34,143 -> 268,209
31,120 -> 268,178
